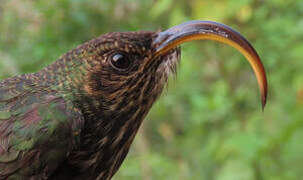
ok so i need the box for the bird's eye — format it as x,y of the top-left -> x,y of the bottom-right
110,53 -> 131,71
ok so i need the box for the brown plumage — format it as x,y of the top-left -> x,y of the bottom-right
0,21 -> 267,180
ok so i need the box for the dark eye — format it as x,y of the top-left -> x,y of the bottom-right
110,53 -> 131,71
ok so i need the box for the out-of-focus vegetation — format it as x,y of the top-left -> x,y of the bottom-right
1,0 -> 303,179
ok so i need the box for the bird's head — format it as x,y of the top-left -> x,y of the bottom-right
49,20 -> 267,130
69,21 -> 267,115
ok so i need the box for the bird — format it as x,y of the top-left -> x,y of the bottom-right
0,20 -> 268,180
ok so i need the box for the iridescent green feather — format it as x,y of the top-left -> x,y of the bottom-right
0,76 -> 84,179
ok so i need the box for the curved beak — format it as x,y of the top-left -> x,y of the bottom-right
153,20 -> 268,110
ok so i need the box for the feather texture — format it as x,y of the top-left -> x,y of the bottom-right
0,75 -> 84,179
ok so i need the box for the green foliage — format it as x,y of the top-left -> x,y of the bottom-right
0,0 -> 302,179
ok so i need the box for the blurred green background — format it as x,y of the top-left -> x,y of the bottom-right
1,0 -> 303,179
